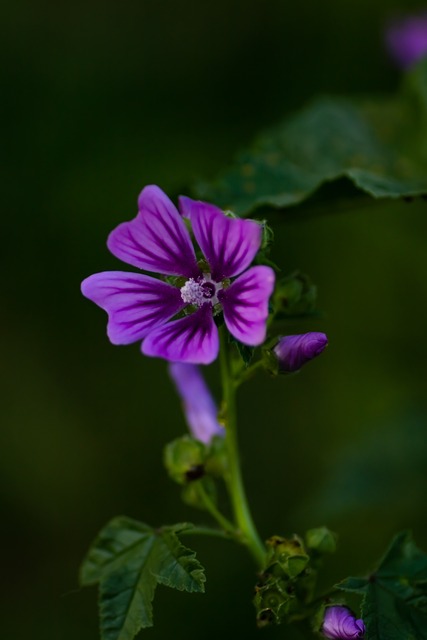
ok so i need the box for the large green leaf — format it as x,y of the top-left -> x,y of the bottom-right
195,61 -> 427,216
80,517 -> 206,640
337,531 -> 427,639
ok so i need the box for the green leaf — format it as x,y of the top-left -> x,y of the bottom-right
195,60 -> 427,216
80,517 -> 206,640
337,531 -> 427,639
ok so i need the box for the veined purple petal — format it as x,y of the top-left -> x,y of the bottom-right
107,185 -> 200,277
179,196 -> 262,281
142,303 -> 219,364
81,271 -> 185,345
218,266 -> 275,346
169,363 -> 225,444
322,606 -> 365,639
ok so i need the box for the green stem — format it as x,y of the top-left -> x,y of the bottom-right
236,359 -> 265,386
197,482 -> 237,537
180,525 -> 236,541
219,328 -> 266,569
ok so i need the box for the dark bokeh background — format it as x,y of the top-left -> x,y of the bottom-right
2,1 -> 427,638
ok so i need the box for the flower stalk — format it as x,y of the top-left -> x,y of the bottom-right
196,482 -> 237,537
219,328 -> 266,568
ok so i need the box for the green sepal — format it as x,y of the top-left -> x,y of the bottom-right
80,517 -> 206,640
272,271 -> 318,320
337,531 -> 427,639
262,345 -> 280,376
259,219 -> 274,252
181,476 -> 217,510
228,332 -> 255,367
164,436 -> 207,485
305,527 -> 337,556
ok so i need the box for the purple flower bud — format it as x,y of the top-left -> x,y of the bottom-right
273,332 -> 328,373
385,13 -> 427,69
169,363 -> 225,445
322,606 -> 366,639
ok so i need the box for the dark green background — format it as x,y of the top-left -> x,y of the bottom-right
2,1 -> 427,638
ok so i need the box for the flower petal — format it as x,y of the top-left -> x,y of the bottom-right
108,185 -> 200,277
81,271 -> 185,345
179,196 -> 262,281
142,303 -> 219,364
218,266 -> 275,346
322,606 -> 365,639
169,363 -> 225,444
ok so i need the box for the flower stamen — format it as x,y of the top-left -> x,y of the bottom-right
180,275 -> 221,307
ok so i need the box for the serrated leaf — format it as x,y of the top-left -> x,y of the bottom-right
195,60 -> 427,216
151,526 -> 206,591
337,532 -> 427,639
80,518 -> 205,640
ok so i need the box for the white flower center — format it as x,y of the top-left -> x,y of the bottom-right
180,274 -> 221,307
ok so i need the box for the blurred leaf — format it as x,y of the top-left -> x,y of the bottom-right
80,517 -> 205,640
337,532 -> 427,639
195,60 -> 427,216
301,414 -> 427,520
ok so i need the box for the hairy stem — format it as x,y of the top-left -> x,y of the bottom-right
197,482 -> 238,537
219,328 -> 266,569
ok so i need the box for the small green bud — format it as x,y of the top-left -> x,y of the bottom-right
273,271 -> 317,318
305,527 -> 337,555
163,436 -> 206,485
266,535 -> 309,577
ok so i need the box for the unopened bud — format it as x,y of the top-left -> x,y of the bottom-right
163,436 -> 206,484
273,332 -> 328,373
306,527 -> 337,555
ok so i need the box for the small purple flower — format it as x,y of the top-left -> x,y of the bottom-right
81,185 -> 275,364
273,332 -> 328,372
169,363 -> 225,444
322,605 -> 365,639
385,13 -> 427,69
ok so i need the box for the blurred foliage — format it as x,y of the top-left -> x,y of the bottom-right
338,532 -> 427,639
196,60 -> 427,215
2,0 -> 427,639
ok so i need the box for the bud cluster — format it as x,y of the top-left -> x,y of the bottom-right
254,527 -> 336,628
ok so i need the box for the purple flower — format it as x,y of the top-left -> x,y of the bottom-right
273,332 -> 328,372
322,605 -> 365,639
169,363 -> 225,444
385,13 -> 427,69
81,185 -> 275,364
